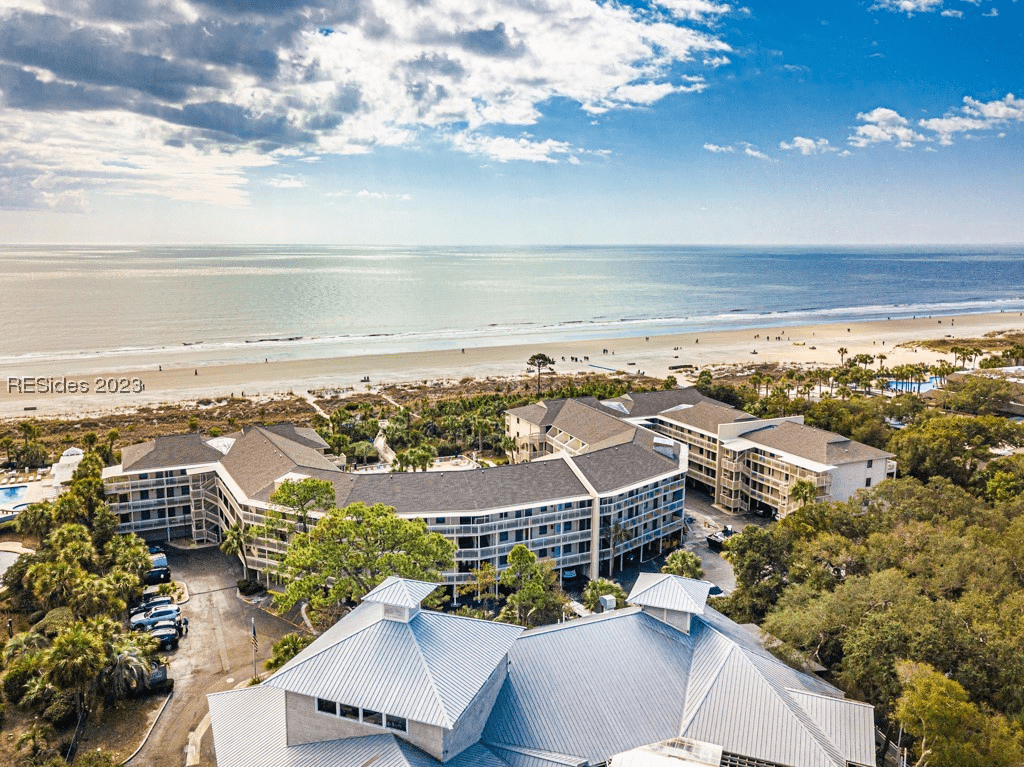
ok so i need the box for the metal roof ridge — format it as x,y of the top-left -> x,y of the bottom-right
263,609 -> 383,682
784,687 -> 871,707
405,613 -> 457,729
485,740 -> 589,765
520,606 -> 643,637
676,641 -> 737,735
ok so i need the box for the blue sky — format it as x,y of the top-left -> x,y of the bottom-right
0,0 -> 1020,245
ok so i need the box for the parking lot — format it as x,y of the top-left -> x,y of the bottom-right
130,545 -> 299,767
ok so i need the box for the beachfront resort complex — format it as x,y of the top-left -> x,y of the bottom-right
101,388 -> 891,586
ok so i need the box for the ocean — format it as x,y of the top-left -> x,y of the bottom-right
3,244 -> 1024,372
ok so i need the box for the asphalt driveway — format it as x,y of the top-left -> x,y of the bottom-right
129,545 -> 299,767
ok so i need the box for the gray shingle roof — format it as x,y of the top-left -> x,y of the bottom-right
218,425 -> 342,499
546,399 -> 636,451
741,421 -> 892,465
336,460 -> 588,515
120,433 -> 223,471
505,398 -> 602,427
658,401 -> 758,434
263,603 -> 522,729
597,388 -> 711,419
569,440 -> 680,493
628,574 -> 711,616
263,423 -> 330,451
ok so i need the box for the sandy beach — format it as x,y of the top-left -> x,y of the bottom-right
2,311 -> 1022,420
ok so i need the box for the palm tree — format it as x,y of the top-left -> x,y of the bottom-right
661,550 -> 704,579
1,436 -> 13,467
70,575 -> 126,620
837,347 -> 849,366
220,522 -> 255,581
46,621 -> 107,717
527,353 -> 555,395
22,675 -> 54,712
789,479 -> 817,509
2,631 -> 48,664
611,522 -> 633,574
18,420 -> 39,447
25,559 -> 85,610
265,632 -> 315,672
100,634 -> 154,701
15,501 -> 54,540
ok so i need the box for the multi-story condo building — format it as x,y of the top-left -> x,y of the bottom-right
508,389 -> 896,518
103,421 -> 688,585
208,574 -> 876,767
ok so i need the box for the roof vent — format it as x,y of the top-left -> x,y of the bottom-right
599,594 -> 617,613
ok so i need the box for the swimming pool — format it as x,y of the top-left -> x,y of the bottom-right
0,485 -> 27,502
887,376 -> 940,393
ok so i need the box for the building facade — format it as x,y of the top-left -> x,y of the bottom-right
104,422 -> 688,584
508,389 -> 896,518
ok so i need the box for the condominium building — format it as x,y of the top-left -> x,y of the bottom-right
208,574 -> 876,767
508,389 -> 896,518
103,421 -> 688,584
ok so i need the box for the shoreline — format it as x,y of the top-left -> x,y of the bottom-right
2,311 -> 1022,420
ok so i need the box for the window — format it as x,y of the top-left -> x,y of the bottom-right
316,698 -> 337,715
339,704 -> 359,720
865,477 -> 872,488
435,517 -> 445,524
140,490 -> 149,500
867,459 -> 874,468
499,531 -> 508,542
385,715 -> 408,732
362,709 -> 383,726
538,524 -> 547,535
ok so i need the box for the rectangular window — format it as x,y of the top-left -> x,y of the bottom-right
865,477 -> 872,488
867,459 -> 874,468
316,698 -> 337,715
140,490 -> 149,500
435,517 -> 445,524
499,531 -> 508,542
385,715 -> 408,732
538,548 -> 547,558
362,709 -> 383,726
339,704 -> 359,720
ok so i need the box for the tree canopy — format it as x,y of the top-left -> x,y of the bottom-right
275,501 -> 455,626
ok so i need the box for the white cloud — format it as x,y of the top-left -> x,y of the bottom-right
741,144 -> 771,160
871,0 -> 944,15
450,133 -> 577,163
0,0 -> 736,209
848,107 -> 927,148
779,136 -> 835,155
983,7 -> 999,15
940,8 -> 964,16
327,189 -> 412,201
919,93 -> 1024,144
703,141 -> 771,159
267,175 -> 305,189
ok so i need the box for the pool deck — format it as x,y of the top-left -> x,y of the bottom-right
0,475 -> 54,512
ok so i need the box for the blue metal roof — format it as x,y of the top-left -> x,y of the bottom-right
627,573 -> 711,615
364,576 -> 442,609
263,603 -> 521,729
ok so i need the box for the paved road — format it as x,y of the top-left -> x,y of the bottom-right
130,547 -> 298,767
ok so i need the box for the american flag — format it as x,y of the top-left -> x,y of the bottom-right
251,618 -> 258,652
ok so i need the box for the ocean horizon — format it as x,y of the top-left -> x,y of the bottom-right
4,244 -> 1024,373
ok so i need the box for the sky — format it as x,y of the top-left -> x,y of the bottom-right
0,0 -> 1021,245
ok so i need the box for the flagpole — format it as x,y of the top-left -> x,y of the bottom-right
251,616 -> 257,681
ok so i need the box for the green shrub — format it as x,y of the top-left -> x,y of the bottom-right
33,607 -> 74,638
43,690 -> 78,729
28,610 -> 46,626
237,579 -> 264,596
3,655 -> 39,705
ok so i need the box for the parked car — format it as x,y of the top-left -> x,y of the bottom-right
148,544 -> 165,555
134,664 -> 174,696
149,618 -> 183,636
706,526 -> 735,552
562,569 -> 579,581
130,605 -> 181,630
149,552 -> 168,568
144,566 -> 172,585
149,624 -> 179,650
130,595 -> 173,616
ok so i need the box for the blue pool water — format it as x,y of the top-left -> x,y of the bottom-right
0,485 -> 27,502
887,376 -> 941,393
